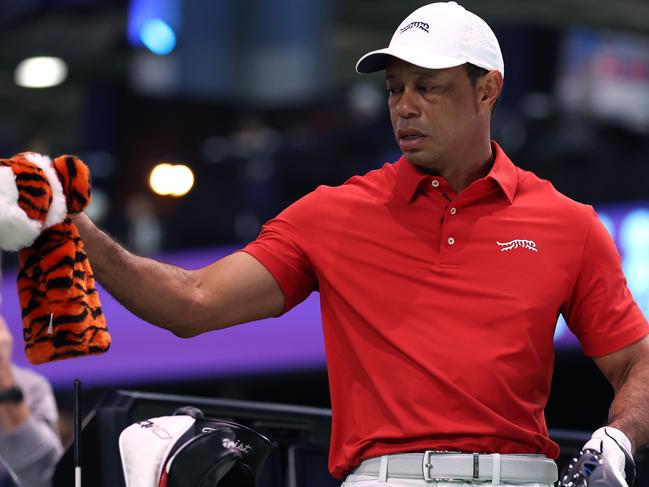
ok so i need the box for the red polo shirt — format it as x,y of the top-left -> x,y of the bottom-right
242,142 -> 648,479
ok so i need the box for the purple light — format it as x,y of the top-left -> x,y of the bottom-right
1,246 -> 325,389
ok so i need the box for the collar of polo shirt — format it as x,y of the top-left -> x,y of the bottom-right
396,141 -> 517,204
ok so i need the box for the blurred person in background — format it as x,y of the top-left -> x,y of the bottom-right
0,315 -> 62,487
72,1 -> 649,486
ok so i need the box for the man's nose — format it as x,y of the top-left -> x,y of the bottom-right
396,88 -> 420,119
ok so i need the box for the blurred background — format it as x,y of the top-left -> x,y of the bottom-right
0,0 -> 649,484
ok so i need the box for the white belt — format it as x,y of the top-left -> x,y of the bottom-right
352,452 -> 558,483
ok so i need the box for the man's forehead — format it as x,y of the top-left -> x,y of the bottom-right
385,59 -> 460,79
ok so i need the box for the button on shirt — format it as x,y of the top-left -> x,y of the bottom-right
243,142 -> 648,479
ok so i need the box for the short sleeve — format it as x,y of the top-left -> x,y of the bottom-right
563,209 -> 649,357
242,194 -> 318,314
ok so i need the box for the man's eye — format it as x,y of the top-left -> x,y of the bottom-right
419,85 -> 439,92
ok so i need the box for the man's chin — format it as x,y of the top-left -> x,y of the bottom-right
403,150 -> 439,170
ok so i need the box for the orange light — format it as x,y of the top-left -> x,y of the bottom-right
149,163 -> 194,197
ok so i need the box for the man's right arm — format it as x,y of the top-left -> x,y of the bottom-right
73,213 -> 285,337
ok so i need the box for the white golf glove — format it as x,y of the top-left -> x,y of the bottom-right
582,427 -> 635,482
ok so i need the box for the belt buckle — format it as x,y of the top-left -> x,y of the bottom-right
422,450 -> 435,481
422,450 -> 459,483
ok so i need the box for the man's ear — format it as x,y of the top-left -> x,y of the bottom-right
476,70 -> 503,113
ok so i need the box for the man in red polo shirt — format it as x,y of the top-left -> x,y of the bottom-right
74,1 -> 649,486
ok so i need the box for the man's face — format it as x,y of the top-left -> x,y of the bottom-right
386,59 -> 482,171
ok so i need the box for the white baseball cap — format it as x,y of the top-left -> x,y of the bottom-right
356,1 -> 504,76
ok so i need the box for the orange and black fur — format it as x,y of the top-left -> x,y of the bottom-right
0,153 -> 111,364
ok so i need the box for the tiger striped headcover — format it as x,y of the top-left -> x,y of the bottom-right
0,152 -> 111,364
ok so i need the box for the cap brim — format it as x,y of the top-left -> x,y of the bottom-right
356,45 -> 466,74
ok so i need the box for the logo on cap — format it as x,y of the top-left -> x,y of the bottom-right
400,21 -> 429,34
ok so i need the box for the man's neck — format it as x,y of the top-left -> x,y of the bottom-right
419,142 -> 495,194
442,153 -> 494,194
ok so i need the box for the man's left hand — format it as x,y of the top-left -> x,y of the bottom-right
583,427 -> 636,486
